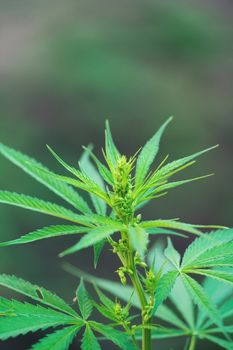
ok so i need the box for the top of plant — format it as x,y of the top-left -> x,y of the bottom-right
0,117 -> 222,261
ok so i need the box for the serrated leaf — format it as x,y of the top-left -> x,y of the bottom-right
0,142 -> 92,214
128,225 -> 148,257
205,335 -> 233,350
30,325 -> 80,350
90,321 -> 137,350
141,219 -> 201,235
0,191 -> 93,226
152,270 -> 178,315
181,274 -> 225,331
0,274 -> 78,317
104,120 -> 120,172
0,298 -> 77,340
0,225 -> 89,247
81,325 -> 101,350
76,279 -> 93,320
164,238 -> 181,269
93,239 -> 106,268
79,146 -> 107,216
60,224 -> 123,257
135,117 -> 173,188
182,229 -> 233,268
190,268 -> 233,285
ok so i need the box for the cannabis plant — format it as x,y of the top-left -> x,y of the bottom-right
0,118 -> 232,350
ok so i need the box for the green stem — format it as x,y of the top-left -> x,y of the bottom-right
188,335 -> 196,350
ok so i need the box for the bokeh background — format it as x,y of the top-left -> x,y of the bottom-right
0,0 -> 232,349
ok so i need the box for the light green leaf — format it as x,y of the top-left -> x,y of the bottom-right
79,146 -> 107,216
90,321 -> 137,350
145,227 -> 187,238
205,335 -> 233,350
0,274 -> 78,317
104,120 -> 120,172
181,274 -> 225,331
30,325 -> 80,350
189,268 -> 233,285
128,225 -> 148,257
76,279 -> 93,320
152,270 -> 178,314
60,224 -> 123,256
0,191 -> 93,226
135,117 -> 173,188
0,225 -> 89,247
81,325 -> 101,350
182,229 -> 233,268
93,239 -> 106,268
0,298 -> 77,340
0,142 -> 92,214
141,219 -> 201,235
164,238 -> 181,269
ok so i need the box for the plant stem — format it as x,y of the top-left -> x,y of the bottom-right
188,335 -> 196,350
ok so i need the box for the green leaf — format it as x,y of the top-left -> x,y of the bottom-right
145,227 -> 187,238
76,279 -> 93,320
0,225 -> 89,247
0,274 -> 78,317
169,276 -> 194,329
182,229 -> 233,268
128,225 -> 149,257
79,146 -> 107,216
135,117 -> 173,188
63,264 -> 140,308
83,146 -> 113,185
152,270 -> 178,314
81,325 -> 102,350
181,274 -> 225,331
0,142 -> 92,214
164,238 -> 181,269
189,268 -> 233,285
0,298 -> 77,340
154,144 -> 218,181
93,239 -> 106,268
141,219 -> 201,235
30,325 -> 80,350
90,321 -> 137,350
104,120 -> 120,172
0,191 -> 93,226
205,335 -> 233,350
60,224 -> 123,256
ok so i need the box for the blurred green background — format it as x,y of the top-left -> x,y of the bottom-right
0,0 -> 232,349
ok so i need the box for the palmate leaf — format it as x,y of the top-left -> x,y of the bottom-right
76,279 -> 93,320
0,298 -> 78,340
140,219 -> 201,235
190,268 -> 233,285
181,228 -> 233,268
152,144 -> 218,182
64,264 -> 189,330
181,274 -> 225,332
164,238 -> 181,269
0,191 -> 93,226
0,274 -> 78,317
79,146 -> 106,216
90,321 -> 137,350
135,116 -> 173,188
128,225 -> 148,257
151,270 -> 179,315
0,225 -> 89,247
0,142 -> 92,214
81,325 -> 102,350
31,325 -> 80,350
60,223 -> 123,257
104,120 -> 120,172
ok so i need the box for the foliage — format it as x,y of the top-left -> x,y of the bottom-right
0,119 -> 232,350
